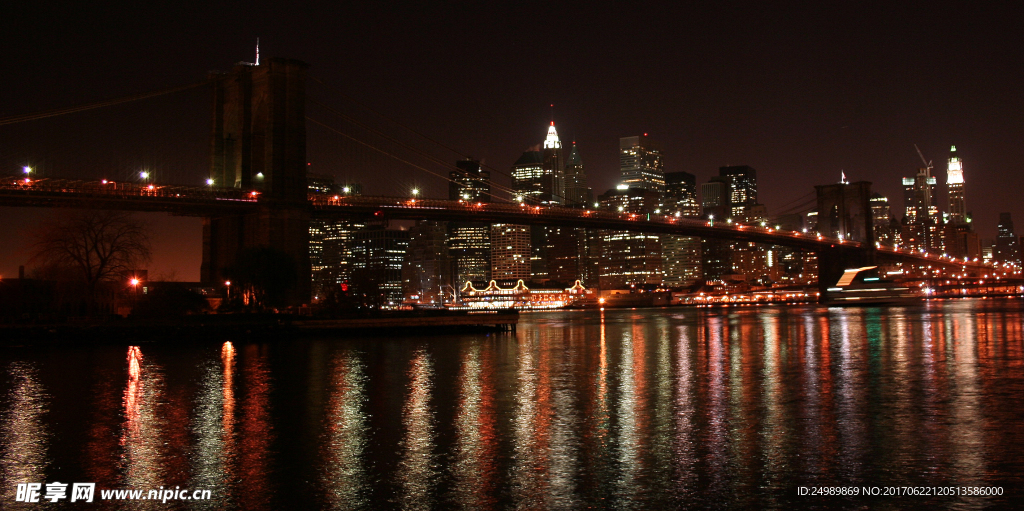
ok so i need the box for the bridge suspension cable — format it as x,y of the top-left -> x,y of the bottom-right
306,99 -> 523,201
0,80 -> 211,127
308,75 -> 571,203
307,115 -> 521,202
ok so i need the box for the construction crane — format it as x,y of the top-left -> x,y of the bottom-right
914,144 -> 934,176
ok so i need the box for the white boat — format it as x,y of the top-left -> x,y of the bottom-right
825,266 -> 919,305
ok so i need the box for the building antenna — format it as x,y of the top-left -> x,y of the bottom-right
255,38 -> 260,66
550,103 -> 554,125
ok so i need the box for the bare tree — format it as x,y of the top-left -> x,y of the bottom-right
31,209 -> 152,313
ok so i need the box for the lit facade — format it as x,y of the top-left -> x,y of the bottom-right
402,220 -> 450,306
719,165 -> 758,221
448,223 -> 490,289
947,145 -> 967,225
597,187 -> 663,288
619,135 -> 665,192
663,171 -> 702,287
995,213 -> 1021,270
490,223 -> 530,280
449,158 -> 491,202
459,279 -> 594,310
351,223 -> 410,308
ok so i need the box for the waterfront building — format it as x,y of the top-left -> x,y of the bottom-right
490,223 -> 531,281
663,171 -> 702,287
351,222 -> 410,308
597,187 -> 663,288
448,222 -> 490,291
402,220 -> 450,306
309,176 -> 366,300
619,135 -> 665,192
458,279 -> 594,310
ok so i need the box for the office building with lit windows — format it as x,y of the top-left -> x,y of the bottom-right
947,146 -> 966,225
490,223 -> 531,281
449,158 -> 491,202
597,187 -> 663,288
619,135 -> 665,192
662,171 -> 702,287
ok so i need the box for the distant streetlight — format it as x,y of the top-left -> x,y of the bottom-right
206,178 -> 214,186
140,171 -> 150,180
225,281 -> 231,301
412,188 -> 419,196
23,166 -> 32,175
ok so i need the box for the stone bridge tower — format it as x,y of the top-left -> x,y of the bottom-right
201,58 -> 311,305
814,180 -> 876,296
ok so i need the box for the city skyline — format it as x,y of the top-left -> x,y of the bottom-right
3,2 -> 1023,281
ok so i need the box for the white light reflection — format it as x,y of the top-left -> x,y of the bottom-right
322,350 -> 369,509
397,350 -> 437,510
189,342 -> 236,504
0,362 -> 49,501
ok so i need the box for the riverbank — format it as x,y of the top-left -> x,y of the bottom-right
0,309 -> 519,345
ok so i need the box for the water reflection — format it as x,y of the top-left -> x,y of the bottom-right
0,362 -> 49,501
120,346 -> 166,492
322,350 -> 369,509
450,343 -> 498,509
237,344 -> 274,510
0,299 -> 1020,508
396,350 -> 437,510
190,342 -> 237,507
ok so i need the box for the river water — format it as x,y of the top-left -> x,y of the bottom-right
1,298 -> 1023,509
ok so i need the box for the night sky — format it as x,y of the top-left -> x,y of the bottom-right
3,2 -> 1023,281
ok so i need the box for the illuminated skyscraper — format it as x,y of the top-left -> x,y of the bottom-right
995,213 -> 1021,270
719,165 -> 758,221
597,187 -> 663,288
947,146 -> 967,225
449,158 -> 491,202
491,224 -> 531,280
402,220 -> 450,305
542,122 -> 565,204
352,222 -> 410,308
662,172 -> 702,287
511,150 -> 546,204
619,135 -> 665,192
902,164 -> 940,252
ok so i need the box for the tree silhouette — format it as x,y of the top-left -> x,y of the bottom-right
31,209 -> 151,313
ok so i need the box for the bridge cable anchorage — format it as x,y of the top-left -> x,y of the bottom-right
0,80 -> 212,127
306,99 -> 523,201
308,76 -> 575,205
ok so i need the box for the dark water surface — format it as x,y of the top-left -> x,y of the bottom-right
2,299 -> 1023,509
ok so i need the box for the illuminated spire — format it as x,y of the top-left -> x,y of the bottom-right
947,145 -> 963,184
255,38 -> 260,65
543,121 -> 561,149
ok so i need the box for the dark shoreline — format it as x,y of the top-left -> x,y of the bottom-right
0,310 -> 519,345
